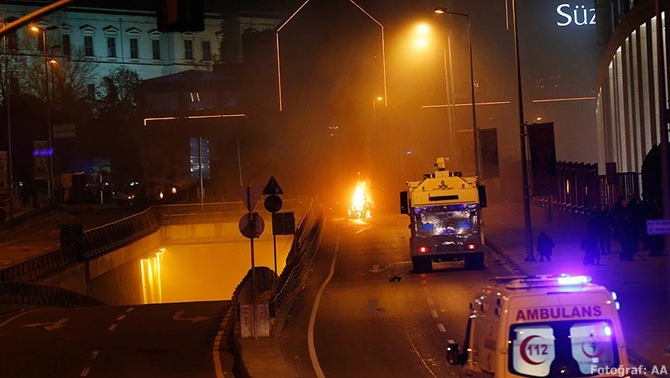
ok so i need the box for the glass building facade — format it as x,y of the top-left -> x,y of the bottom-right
595,1 -> 668,176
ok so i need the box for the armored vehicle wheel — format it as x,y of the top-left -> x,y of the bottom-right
412,256 -> 433,273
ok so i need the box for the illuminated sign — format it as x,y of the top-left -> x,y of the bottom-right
557,4 -> 596,26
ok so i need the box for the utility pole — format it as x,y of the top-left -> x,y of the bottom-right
654,0 -> 670,353
512,0 -> 534,261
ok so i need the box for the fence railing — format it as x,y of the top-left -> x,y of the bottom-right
534,161 -> 640,215
230,203 -> 323,329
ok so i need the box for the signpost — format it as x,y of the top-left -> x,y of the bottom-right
237,176 -> 289,339
238,185 -> 264,339
263,176 -> 284,277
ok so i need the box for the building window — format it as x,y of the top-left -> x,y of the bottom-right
62,34 -> 71,56
87,84 -> 96,99
184,39 -> 193,60
37,33 -> 44,51
152,39 -> 160,60
130,38 -> 139,59
84,36 -> 94,56
107,37 -> 116,57
202,40 -> 211,61
7,33 -> 17,50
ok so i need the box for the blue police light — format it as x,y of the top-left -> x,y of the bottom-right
32,147 -> 53,157
556,275 -> 591,285
611,291 -> 618,301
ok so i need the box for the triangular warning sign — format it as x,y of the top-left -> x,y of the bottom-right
237,185 -> 263,211
263,176 -> 284,195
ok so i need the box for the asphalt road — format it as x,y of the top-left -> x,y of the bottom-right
278,212 -> 513,377
0,301 -> 234,378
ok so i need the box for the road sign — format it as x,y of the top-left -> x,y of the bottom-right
53,123 -> 76,138
239,212 -> 264,239
272,212 -> 295,235
264,194 -> 283,213
647,219 -> 670,235
237,185 -> 262,212
263,176 -> 284,195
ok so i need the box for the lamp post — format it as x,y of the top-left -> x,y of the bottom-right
413,23 -> 456,167
3,19 -> 13,217
31,25 -> 56,202
434,8 -> 481,182
654,0 -> 670,353
509,0 -> 534,261
373,96 -> 383,124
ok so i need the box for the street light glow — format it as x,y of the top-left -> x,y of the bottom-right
416,23 -> 430,35
414,37 -> 428,48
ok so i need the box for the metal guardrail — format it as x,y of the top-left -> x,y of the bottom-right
0,281 -> 106,307
269,206 -> 323,318
230,203 -> 323,322
0,199 -> 314,283
80,208 -> 160,260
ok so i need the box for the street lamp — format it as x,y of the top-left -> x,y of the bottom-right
30,25 -> 57,202
373,96 -> 383,123
434,8 -> 480,182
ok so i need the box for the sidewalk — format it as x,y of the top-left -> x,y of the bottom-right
0,203 -> 142,270
482,201 -> 670,373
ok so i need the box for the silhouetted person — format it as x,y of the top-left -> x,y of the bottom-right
537,232 -> 555,262
588,205 -> 612,255
612,197 -> 638,261
580,232 -> 600,265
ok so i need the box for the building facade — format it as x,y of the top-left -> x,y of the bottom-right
595,0 -> 668,197
1,0 -> 284,90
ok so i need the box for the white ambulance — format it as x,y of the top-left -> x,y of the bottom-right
447,275 -> 629,377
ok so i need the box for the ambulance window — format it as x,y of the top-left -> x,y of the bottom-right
570,321 -> 617,374
509,325 -> 556,377
508,321 -> 620,377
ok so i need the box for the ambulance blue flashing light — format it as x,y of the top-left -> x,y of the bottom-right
604,325 -> 613,336
556,275 -> 591,286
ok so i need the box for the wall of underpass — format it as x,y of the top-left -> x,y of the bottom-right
36,222 -> 294,306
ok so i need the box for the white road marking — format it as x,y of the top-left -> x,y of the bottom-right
80,367 -> 90,377
213,307 -> 233,378
421,279 -> 427,285
91,351 -> 99,360
431,310 -> 439,318
406,330 -> 439,378
116,315 -> 126,321
108,324 -> 117,331
125,307 -> 135,312
427,298 -> 435,306
308,235 -> 339,378
437,323 -> 446,333
0,310 -> 34,328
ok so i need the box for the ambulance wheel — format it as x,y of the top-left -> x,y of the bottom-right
464,253 -> 485,270
412,257 -> 432,273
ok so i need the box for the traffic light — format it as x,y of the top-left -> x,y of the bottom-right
157,0 -> 204,32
